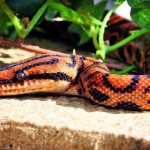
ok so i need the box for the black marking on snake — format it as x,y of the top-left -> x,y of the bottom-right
0,54 -> 50,71
0,54 -> 69,71
118,47 -> 127,63
79,56 -> 86,71
124,23 -> 139,37
16,58 -> 59,73
106,28 -> 123,40
127,44 -> 133,58
0,79 -> 13,84
135,48 -> 141,63
103,74 -> 139,93
93,61 -> 104,65
88,82 -> 98,88
89,88 -> 109,102
66,55 -> 76,67
27,72 -> 72,82
83,63 -> 109,74
77,88 -> 82,95
109,34 -> 118,45
73,56 -> 85,85
0,72 -> 72,84
114,102 -> 141,111
76,56 -> 86,95
83,62 -> 96,74
108,19 -> 130,30
144,86 -> 150,93
79,78 -> 85,93
112,28 -> 124,34
85,71 -> 100,80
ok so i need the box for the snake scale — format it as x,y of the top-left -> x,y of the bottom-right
0,14 -> 150,110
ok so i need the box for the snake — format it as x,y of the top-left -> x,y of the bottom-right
0,14 -> 149,110
105,14 -> 150,74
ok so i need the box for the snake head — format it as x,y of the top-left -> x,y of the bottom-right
0,54 -> 75,96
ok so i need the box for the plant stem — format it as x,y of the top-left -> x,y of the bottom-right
0,0 -> 52,38
24,0 -> 52,37
98,1 -> 124,51
90,25 -> 99,49
111,65 -> 137,75
0,1 -> 23,36
106,28 -> 150,53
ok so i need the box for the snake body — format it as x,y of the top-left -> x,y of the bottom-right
0,53 -> 150,110
0,14 -> 150,110
105,14 -> 150,73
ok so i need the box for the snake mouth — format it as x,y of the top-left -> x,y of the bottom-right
0,79 -> 70,96
0,67 -> 73,96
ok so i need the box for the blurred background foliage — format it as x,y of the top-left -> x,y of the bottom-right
0,0 -> 107,44
0,0 -> 149,60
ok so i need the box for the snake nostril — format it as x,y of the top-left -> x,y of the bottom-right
16,72 -> 25,82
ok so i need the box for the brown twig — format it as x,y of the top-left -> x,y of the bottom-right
0,36 -> 66,55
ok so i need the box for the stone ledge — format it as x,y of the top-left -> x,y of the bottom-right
0,43 -> 150,150
0,122 -> 150,150
0,95 -> 150,150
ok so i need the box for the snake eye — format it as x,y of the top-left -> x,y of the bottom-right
16,72 -> 25,82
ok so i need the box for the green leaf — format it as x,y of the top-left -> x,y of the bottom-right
68,0 -> 93,10
0,10 -> 12,35
114,0 -> 125,4
131,8 -> 150,28
127,0 -> 150,7
45,7 -> 58,21
92,1 -> 108,20
75,0 -> 94,12
6,0 -> 47,17
127,0 -> 150,28
49,2 -> 102,26
69,0 -> 108,20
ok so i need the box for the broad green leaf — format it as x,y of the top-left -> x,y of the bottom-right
68,0 -> 93,10
92,1 -> 108,20
127,0 -> 150,28
131,8 -> 150,28
69,0 -> 107,20
76,0 -> 94,12
0,10 -> 11,35
49,2 -> 102,26
0,9 -> 17,39
46,1 -> 106,46
6,0 -> 47,17
127,0 -> 150,7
